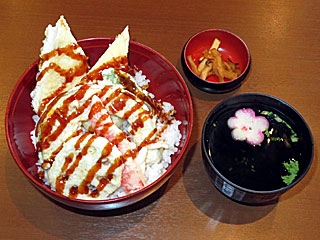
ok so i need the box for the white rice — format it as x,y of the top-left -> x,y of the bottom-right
134,70 -> 150,87
30,115 -> 40,147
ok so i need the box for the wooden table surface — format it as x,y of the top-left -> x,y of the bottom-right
1,1 -> 319,239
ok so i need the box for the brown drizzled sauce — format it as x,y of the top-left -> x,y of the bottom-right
37,84 -> 111,153
82,56 -> 164,116
81,56 -> 130,82
37,43 -> 89,115
96,155 -> 124,192
61,152 -> 74,173
116,70 -> 164,116
37,51 -> 176,198
68,140 -> 117,198
56,133 -> 95,195
40,129 -> 82,170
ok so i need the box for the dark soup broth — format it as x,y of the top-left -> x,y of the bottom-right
208,105 -> 305,191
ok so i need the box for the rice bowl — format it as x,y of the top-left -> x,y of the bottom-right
6,17 -> 193,210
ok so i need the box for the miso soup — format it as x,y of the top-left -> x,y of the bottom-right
208,106 -> 305,191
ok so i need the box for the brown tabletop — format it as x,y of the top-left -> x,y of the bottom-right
1,1 -> 319,239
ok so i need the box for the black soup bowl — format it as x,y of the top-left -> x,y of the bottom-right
201,93 -> 313,205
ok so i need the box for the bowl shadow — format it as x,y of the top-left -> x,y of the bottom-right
5,149 -> 170,239
182,141 -> 276,225
47,181 -> 169,217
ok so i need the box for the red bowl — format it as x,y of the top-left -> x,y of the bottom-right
5,38 -> 193,211
182,29 -> 251,93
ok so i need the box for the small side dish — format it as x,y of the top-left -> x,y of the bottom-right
187,38 -> 241,82
182,29 -> 250,93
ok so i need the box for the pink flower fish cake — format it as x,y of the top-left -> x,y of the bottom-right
227,108 -> 269,145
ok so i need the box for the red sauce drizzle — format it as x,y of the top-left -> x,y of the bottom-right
122,149 -> 137,160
